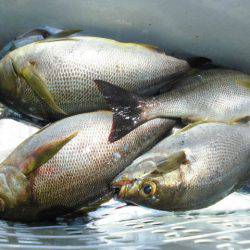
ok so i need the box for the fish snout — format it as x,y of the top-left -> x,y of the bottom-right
111,184 -> 121,195
111,179 -> 135,200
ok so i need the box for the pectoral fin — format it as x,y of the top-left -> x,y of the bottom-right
150,151 -> 188,175
18,131 -> 78,175
19,61 -> 67,115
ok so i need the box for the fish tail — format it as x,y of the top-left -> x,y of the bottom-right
94,80 -> 150,142
186,57 -> 212,69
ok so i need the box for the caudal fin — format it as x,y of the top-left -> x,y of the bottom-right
187,57 -> 212,69
94,80 -> 148,142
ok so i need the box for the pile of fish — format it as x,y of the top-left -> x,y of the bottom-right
0,26 -> 249,221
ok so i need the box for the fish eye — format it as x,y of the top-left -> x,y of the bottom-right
140,181 -> 157,197
143,184 -> 152,194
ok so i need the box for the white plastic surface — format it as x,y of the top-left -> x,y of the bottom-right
0,0 -> 250,73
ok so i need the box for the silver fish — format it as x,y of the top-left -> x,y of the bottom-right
96,69 -> 250,141
0,35 -> 194,121
112,122 -> 250,211
0,111 -> 174,221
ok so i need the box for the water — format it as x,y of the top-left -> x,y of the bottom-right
0,111 -> 249,249
0,196 -> 249,249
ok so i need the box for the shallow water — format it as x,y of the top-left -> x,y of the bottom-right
0,110 -> 249,249
0,195 -> 249,249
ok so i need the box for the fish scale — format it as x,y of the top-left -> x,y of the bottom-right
0,111 -> 175,221
0,36 -> 190,121
147,69 -> 250,121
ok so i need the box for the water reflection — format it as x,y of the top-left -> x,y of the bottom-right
0,195 -> 249,249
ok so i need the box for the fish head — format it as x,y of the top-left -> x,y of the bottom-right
0,46 -> 33,101
112,152 -> 185,210
0,55 -> 20,100
0,164 -> 30,215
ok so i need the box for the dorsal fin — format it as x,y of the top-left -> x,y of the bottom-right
36,37 -> 80,43
50,29 -> 82,38
131,43 -> 165,54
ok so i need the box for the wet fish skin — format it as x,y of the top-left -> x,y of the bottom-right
0,111 -> 174,221
112,123 -> 250,211
146,69 -> 250,122
0,36 -> 190,121
96,69 -> 250,141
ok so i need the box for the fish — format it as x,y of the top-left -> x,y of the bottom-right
112,122 -> 250,211
0,111 -> 175,221
0,35 -> 205,122
95,69 -> 250,141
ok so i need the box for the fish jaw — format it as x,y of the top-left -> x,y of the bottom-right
112,179 -> 135,199
111,178 -> 141,204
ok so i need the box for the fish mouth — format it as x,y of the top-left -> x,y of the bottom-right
111,179 -> 134,200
